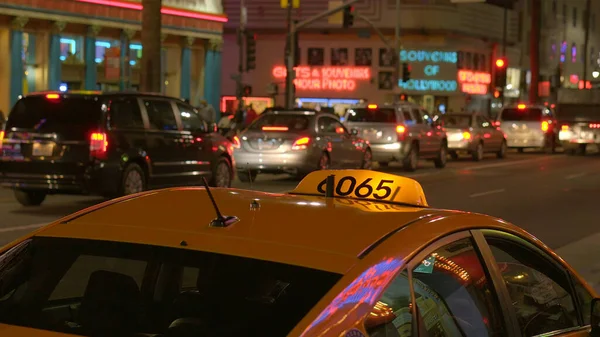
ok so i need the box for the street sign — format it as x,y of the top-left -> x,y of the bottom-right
281,0 -> 300,8
328,1 -> 343,24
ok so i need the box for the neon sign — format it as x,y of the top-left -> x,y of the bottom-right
302,257 -> 403,335
399,80 -> 457,91
457,70 -> 491,95
397,49 -> 458,92
272,66 -> 371,91
400,50 -> 457,63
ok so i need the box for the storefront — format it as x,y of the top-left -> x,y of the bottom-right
0,0 -> 227,115
220,35 -> 493,115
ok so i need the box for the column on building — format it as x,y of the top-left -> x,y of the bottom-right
160,33 -> 168,94
203,38 -> 222,119
180,37 -> 194,101
84,25 -> 101,90
10,17 -> 28,108
25,31 -> 36,93
120,29 -> 135,90
48,22 -> 66,91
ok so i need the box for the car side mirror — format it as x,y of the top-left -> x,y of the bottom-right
350,128 -> 359,136
591,298 -> 600,336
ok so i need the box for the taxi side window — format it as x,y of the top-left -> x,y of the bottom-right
484,233 -> 580,336
411,237 -> 504,337
366,271 -> 413,337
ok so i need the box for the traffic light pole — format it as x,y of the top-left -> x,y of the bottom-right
236,0 -> 246,117
393,0 -> 401,104
285,0 -> 363,109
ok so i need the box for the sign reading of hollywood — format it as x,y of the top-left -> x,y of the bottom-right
457,70 -> 491,95
272,66 -> 371,91
398,49 -> 459,93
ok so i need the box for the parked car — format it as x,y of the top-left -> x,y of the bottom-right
0,91 -> 234,206
497,103 -> 558,153
343,103 -> 447,171
233,108 -> 371,182
441,112 -> 507,161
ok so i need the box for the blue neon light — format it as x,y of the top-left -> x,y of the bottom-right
95,41 -> 111,48
328,99 -> 360,105
298,98 -> 361,106
399,50 -> 457,63
130,44 -> 142,50
399,79 -> 457,92
59,38 -> 76,54
95,58 -> 102,63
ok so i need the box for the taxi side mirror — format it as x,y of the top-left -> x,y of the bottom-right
591,298 -> 600,336
350,128 -> 359,136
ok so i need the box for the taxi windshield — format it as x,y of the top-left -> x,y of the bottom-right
0,237 -> 341,337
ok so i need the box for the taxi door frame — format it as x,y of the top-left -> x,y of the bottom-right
404,230 -> 521,337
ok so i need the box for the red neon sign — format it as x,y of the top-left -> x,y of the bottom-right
457,70 -> 491,95
272,66 -> 371,91
75,0 -> 228,23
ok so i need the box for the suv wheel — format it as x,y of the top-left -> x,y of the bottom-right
121,163 -> 146,196
402,144 -> 419,172
472,142 -> 484,161
210,157 -> 233,187
433,142 -> 447,168
497,140 -> 507,159
238,170 -> 258,183
361,149 -> 373,169
14,190 -> 46,206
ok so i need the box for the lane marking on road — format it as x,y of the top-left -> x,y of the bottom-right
469,189 -> 506,198
461,155 -> 558,171
565,172 -> 587,180
0,223 -> 46,233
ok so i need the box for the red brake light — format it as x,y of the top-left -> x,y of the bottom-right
589,123 -> 600,129
492,121 -> 501,127
0,131 -> 4,150
90,132 -> 108,159
232,135 -> 241,148
262,126 -> 289,131
462,131 -> 472,140
292,137 -> 311,150
396,124 -> 406,141
367,104 -> 378,109
46,93 -> 60,99
541,121 -> 549,132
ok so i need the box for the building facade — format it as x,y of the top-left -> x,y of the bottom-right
220,0 -> 520,115
0,0 -> 227,115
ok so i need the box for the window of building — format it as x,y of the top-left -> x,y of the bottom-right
592,47 -> 597,66
572,43 -> 578,63
59,36 -> 83,63
484,232 -> 581,336
592,13 -> 596,31
560,41 -> 567,63
573,6 -> 577,27
551,0 -> 557,18
563,4 -> 568,26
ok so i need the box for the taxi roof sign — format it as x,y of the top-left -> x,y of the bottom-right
290,170 -> 428,207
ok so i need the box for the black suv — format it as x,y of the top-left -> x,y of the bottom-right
0,92 -> 235,206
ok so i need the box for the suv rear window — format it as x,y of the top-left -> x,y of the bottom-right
441,115 -> 472,128
346,108 -> 397,123
0,237 -> 341,337
501,108 -> 543,121
249,113 -> 310,131
6,95 -> 103,136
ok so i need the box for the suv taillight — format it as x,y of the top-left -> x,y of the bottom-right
292,137 -> 311,150
0,131 -> 4,151
541,121 -> 549,132
90,132 -> 108,159
396,125 -> 406,141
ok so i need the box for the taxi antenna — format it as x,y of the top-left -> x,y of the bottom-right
325,175 -> 335,198
201,177 -> 239,228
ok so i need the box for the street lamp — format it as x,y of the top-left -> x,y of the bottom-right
593,70 -> 599,79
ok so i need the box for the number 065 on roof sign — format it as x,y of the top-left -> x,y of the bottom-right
290,170 -> 429,207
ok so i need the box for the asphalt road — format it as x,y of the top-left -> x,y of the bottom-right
1,149 -> 600,288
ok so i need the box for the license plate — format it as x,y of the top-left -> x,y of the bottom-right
32,143 -> 54,156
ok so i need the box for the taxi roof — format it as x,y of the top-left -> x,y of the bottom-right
33,187 -> 453,274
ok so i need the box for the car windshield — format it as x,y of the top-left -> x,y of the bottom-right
501,108 -> 543,122
346,108 -> 397,123
441,115 -> 472,128
249,114 -> 310,131
0,237 -> 341,337
5,95 -> 103,138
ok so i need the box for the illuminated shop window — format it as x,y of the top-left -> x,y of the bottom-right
560,41 -> 567,63
130,43 -> 142,67
95,40 -> 112,63
59,36 -> 83,62
93,41 -> 142,66
571,43 -> 577,63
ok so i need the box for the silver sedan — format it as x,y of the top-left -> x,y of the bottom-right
441,113 -> 507,161
233,109 -> 372,182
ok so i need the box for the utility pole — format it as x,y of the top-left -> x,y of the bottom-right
583,0 -> 592,85
529,0 -> 541,104
236,0 -> 246,117
140,0 -> 162,92
393,0 -> 401,104
284,2 -> 294,109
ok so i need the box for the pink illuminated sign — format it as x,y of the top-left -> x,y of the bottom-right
272,66 -> 371,91
457,70 -> 491,95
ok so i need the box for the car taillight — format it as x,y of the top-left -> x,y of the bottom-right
396,125 -> 406,141
232,135 -> 241,148
90,132 -> 108,159
262,126 -> 289,131
541,121 -> 549,132
492,121 -> 501,127
0,131 -> 4,150
462,131 -> 471,140
589,123 -> 600,129
292,137 -> 311,150
561,125 -> 569,131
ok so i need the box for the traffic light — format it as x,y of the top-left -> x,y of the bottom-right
494,57 -> 507,89
342,6 -> 354,28
245,31 -> 257,71
401,63 -> 411,82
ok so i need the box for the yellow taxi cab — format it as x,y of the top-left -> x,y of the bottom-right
0,170 -> 598,337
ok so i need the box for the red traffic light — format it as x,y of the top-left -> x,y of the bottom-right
495,58 -> 506,68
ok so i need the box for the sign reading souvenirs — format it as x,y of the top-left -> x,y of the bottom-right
272,66 -> 371,91
397,49 -> 458,93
